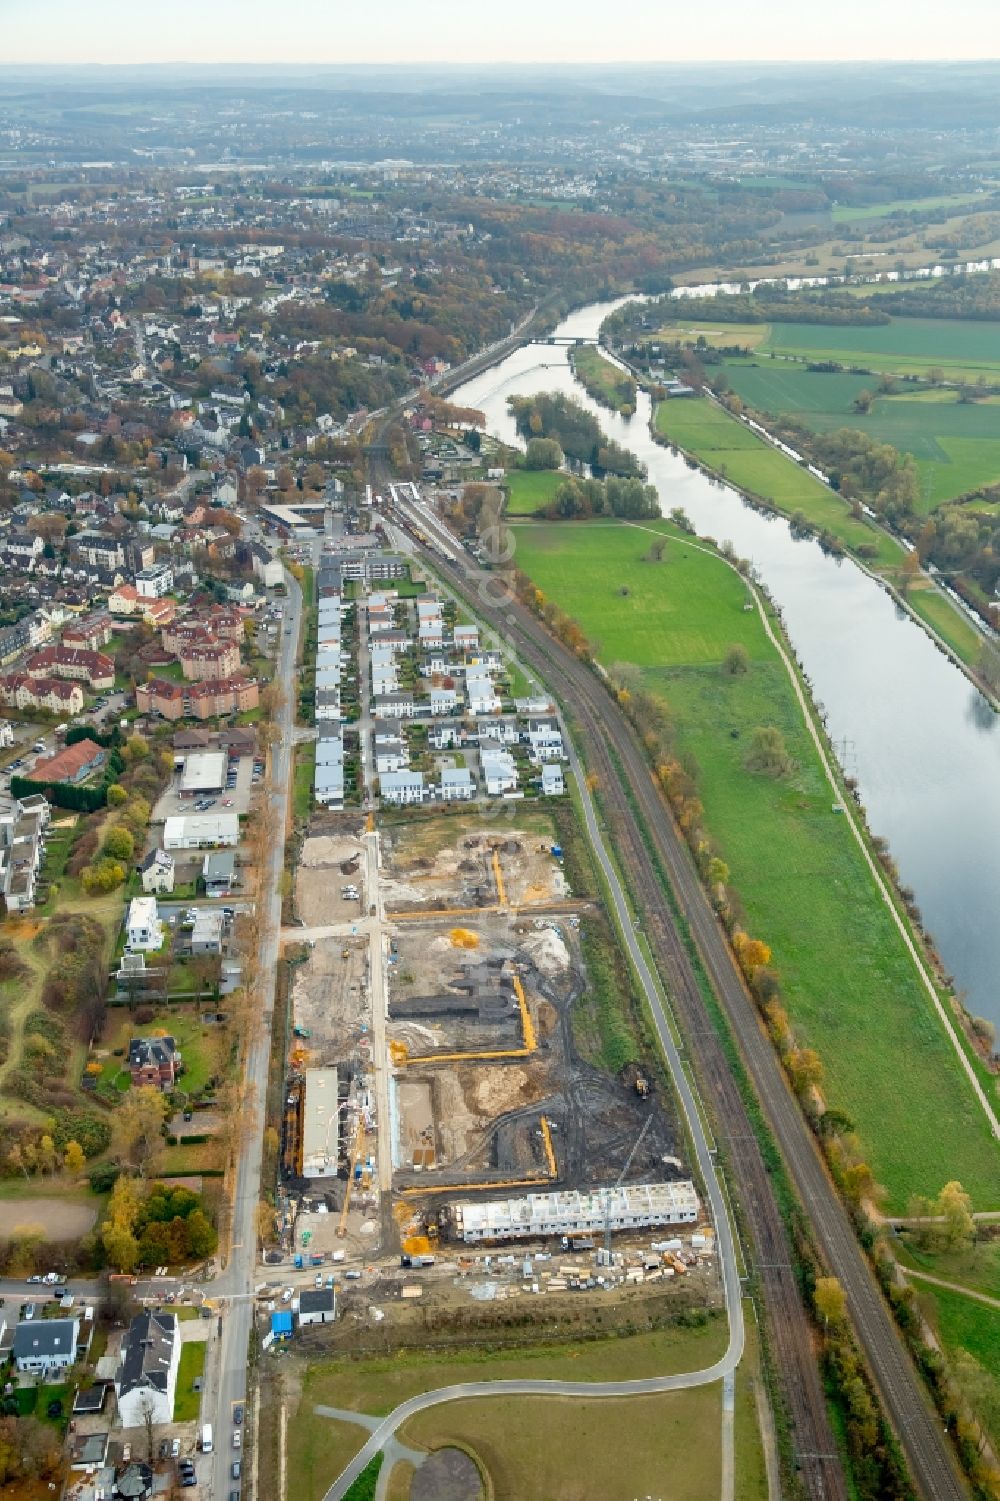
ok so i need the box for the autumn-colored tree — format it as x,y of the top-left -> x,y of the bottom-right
814,1276 -> 847,1327
63,1140 -> 86,1175
732,931 -> 772,979
111,1086 -> 168,1177
937,1180 -> 975,1249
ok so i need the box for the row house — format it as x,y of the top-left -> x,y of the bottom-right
481,743 -> 518,796
429,686 -> 459,716
0,673 -> 84,716
525,717 -> 566,763
439,766 -> 476,802
25,645 -> 114,691
428,720 -> 461,751
0,797 -> 49,913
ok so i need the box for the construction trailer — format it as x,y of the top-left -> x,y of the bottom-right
452,1181 -> 699,1245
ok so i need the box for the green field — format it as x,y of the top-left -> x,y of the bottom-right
173,1339 -> 207,1422
400,1389 -> 726,1501
654,398 -> 902,564
761,317 -> 1000,382
571,344 -> 637,413
723,363 -> 1000,508
293,1320 -> 729,1501
830,193 -> 985,223
918,1284 -> 1000,1444
512,522 -> 1000,1210
899,1233 -> 1000,1302
504,468 -> 565,515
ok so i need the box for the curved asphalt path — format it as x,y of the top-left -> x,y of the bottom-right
320,646 -> 745,1501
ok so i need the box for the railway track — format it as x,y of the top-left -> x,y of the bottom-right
394,515 -> 966,1501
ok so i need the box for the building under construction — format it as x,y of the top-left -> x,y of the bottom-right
302,1067 -> 340,1179
451,1180 -> 699,1244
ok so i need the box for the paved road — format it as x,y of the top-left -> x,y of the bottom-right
319,673 -> 744,1501
205,566 -> 302,1498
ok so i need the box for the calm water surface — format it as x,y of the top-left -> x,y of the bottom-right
450,299 -> 1000,1029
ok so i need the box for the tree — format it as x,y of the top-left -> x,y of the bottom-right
123,733 -> 149,764
81,857 -> 126,894
102,826 -> 135,863
744,726 -> 793,778
524,436 -> 563,471
854,389 -> 874,414
936,1180 -> 975,1250
111,1087 -> 168,1176
899,548 -> 921,595
7,1227 -> 44,1276
106,783 -> 128,807
814,1276 -> 847,1328
139,1393 -> 158,1462
723,643 -> 749,675
63,1139 -> 86,1174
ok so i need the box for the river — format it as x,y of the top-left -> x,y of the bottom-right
448,298 -> 1000,1032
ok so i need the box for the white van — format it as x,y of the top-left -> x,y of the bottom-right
201,1423 -> 213,1453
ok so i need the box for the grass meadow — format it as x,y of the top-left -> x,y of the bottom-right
723,362 -> 1000,508
512,521 -> 1000,1210
504,468 -> 565,515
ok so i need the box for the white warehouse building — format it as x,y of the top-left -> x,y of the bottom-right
453,1181 -> 699,1244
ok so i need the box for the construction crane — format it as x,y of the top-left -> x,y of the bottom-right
337,1119 -> 367,1239
604,1116 -> 654,1258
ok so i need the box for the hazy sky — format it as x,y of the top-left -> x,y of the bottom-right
4,0 -> 1000,65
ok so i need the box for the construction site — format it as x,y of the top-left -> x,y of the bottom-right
279,805 -> 706,1288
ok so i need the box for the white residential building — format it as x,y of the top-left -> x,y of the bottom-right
481,746 -> 517,796
14,1317 -> 80,1374
115,1311 -> 180,1428
126,896 -> 163,952
439,767 -> 476,802
380,769 -> 425,805
454,1181 -> 700,1244
542,763 -> 565,796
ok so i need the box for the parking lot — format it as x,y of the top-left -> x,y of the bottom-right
153,752 -> 255,825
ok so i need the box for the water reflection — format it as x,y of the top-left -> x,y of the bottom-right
451,301 -> 1000,1027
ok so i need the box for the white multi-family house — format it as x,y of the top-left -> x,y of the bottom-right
429,686 -> 458,716
466,669 -> 500,716
115,1311 -> 180,1428
380,769 -> 426,805
439,767 -> 476,802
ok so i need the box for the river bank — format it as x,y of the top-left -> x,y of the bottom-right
447,299 -> 1000,1034
511,519 -> 999,1210
645,394 -> 998,708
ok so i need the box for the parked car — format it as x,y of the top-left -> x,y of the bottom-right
232,1430 -> 241,1449
233,1405 -> 244,1426
232,1460 -> 242,1479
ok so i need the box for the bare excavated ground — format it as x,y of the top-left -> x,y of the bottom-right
381,810 -> 569,913
289,936 -> 369,1068
297,831 -> 366,928
389,912 -> 681,1206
